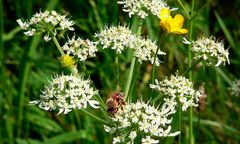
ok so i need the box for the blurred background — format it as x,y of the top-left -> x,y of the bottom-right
0,0 -> 240,143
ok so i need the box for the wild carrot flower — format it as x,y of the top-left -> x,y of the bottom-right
95,25 -> 165,66
17,10 -> 74,41
191,36 -> 230,66
30,74 -> 99,115
150,74 -> 202,111
95,25 -> 134,54
104,101 -> 180,144
118,0 -> 169,19
159,8 -> 188,34
62,36 -> 98,61
228,79 -> 240,97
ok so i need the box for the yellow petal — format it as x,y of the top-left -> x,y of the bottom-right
160,8 -> 171,20
160,17 -> 172,32
173,14 -> 184,29
172,28 -> 188,34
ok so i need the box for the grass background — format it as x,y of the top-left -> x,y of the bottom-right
0,0 -> 240,143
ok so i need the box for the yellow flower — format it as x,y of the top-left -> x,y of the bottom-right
160,8 -> 188,34
60,54 -> 76,68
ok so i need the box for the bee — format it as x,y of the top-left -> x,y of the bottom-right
106,92 -> 126,117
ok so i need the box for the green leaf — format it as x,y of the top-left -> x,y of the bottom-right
27,113 -> 63,133
43,130 -> 92,144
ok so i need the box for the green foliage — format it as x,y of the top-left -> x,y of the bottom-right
1,0 -> 240,143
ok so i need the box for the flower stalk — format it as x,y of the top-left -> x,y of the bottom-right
188,0 -> 195,143
124,19 -> 143,100
81,109 -> 108,124
52,36 -> 64,56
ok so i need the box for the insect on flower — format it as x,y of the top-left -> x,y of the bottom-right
106,92 -> 126,117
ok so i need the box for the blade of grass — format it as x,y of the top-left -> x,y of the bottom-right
215,68 -> 232,86
43,130 -> 92,144
214,11 -> 238,55
0,3 -> 4,143
89,0 -> 103,29
16,0 -> 59,137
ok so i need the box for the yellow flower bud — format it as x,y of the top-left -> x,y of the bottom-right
60,54 -> 76,68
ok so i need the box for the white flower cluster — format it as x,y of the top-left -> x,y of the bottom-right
118,0 -> 169,19
95,25 -> 135,53
17,10 -> 74,41
228,79 -> 240,97
104,101 -> 180,144
30,74 -> 99,115
95,26 -> 165,66
150,74 -> 202,111
62,36 -> 98,61
191,36 -> 230,67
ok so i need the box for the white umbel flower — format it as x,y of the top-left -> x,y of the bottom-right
118,0 -> 169,19
191,36 -> 230,67
104,101 -> 179,144
62,36 -> 98,61
96,25 -> 165,66
95,25 -> 135,54
17,10 -> 74,41
30,74 -> 99,115
150,74 -> 202,111
228,79 -> 240,97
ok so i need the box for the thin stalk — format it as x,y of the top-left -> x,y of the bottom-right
151,33 -> 166,85
188,0 -> 195,143
52,36 -> 64,56
215,68 -> 232,86
182,58 -> 203,76
124,57 -> 137,100
81,109 -> 108,124
81,63 -> 107,110
179,103 -> 182,144
115,55 -> 120,90
128,59 -> 140,98
177,0 -> 191,19
124,19 -> 143,100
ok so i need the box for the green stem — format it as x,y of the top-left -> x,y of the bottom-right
115,55 -> 120,90
179,103 -> 182,144
215,68 -> 232,86
124,57 -> 137,100
81,109 -> 108,124
182,58 -> 203,76
188,0 -> 195,143
151,33 -> 166,85
124,19 -> 143,100
52,36 -> 64,56
81,63 -> 107,111
177,0 -> 191,19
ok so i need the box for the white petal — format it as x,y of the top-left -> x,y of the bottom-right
168,131 -> 181,136
57,109 -> 64,115
183,37 -> 191,45
88,100 -> 100,109
29,100 -> 40,105
215,60 -> 222,67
